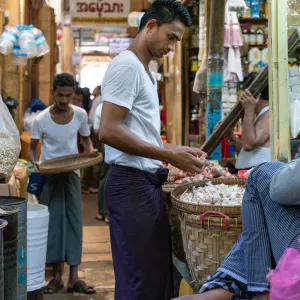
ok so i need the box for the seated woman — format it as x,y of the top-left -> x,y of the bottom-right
173,159 -> 300,300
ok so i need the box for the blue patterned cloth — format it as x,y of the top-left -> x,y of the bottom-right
200,162 -> 300,296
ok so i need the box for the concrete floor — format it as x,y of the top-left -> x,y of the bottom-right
44,194 -> 115,300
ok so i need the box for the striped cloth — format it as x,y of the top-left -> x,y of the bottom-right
200,162 -> 300,297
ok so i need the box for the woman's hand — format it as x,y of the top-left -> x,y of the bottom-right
240,89 -> 260,112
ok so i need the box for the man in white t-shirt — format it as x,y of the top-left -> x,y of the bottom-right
93,103 -> 109,224
98,1 -> 208,299
89,85 -> 102,126
29,73 -> 96,295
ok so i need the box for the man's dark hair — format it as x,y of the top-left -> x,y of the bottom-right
243,72 -> 269,101
82,87 -> 91,113
53,73 -> 75,91
96,85 -> 101,92
139,0 -> 192,31
74,87 -> 83,96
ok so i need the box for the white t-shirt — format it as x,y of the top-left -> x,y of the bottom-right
93,103 -> 103,131
102,50 -> 164,173
31,105 -> 91,165
89,95 -> 102,124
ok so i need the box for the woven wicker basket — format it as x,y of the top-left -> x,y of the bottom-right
162,183 -> 186,261
171,178 -> 246,216
179,211 -> 242,290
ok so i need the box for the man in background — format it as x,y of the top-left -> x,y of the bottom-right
29,73 -> 96,295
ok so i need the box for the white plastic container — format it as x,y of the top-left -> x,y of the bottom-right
0,26 -> 19,55
27,203 -> 49,292
19,25 -> 35,53
32,28 -> 50,57
12,46 -> 27,66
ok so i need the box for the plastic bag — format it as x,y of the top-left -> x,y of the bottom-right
270,246 -> 300,299
289,92 -> 300,138
23,108 -> 42,132
0,96 -> 21,179
193,55 -> 207,94
228,0 -> 247,12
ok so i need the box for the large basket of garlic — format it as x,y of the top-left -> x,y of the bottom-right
170,179 -> 245,290
171,178 -> 246,216
162,165 -> 237,261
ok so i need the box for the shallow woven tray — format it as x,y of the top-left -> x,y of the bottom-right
39,152 -> 103,174
171,178 -> 246,216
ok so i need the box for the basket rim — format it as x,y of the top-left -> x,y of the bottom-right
171,178 -> 246,211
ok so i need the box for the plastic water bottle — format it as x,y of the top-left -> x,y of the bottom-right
12,45 -> 27,66
0,26 -> 19,55
32,28 -> 50,57
19,25 -> 36,54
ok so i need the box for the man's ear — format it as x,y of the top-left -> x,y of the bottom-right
146,19 -> 158,32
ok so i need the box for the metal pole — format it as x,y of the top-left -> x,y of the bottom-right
205,0 -> 226,160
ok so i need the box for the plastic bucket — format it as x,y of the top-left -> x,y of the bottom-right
27,203 -> 49,292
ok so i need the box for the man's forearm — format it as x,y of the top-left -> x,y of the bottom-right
82,136 -> 94,152
28,149 -> 37,164
242,110 -> 257,148
99,126 -> 171,163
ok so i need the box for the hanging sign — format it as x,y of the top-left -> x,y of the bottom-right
109,38 -> 133,54
71,0 -> 130,25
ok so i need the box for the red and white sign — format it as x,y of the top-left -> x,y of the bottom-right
71,0 -> 130,24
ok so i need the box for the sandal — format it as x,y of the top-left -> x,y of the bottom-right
95,214 -> 104,221
67,280 -> 96,294
88,187 -> 99,194
44,278 -> 64,294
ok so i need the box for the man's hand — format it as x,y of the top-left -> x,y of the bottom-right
240,90 -> 260,112
167,147 -> 209,173
34,162 -> 40,173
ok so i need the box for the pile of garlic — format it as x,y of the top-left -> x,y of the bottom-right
180,182 -> 245,206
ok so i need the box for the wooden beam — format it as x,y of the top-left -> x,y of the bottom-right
61,26 -> 75,76
268,0 -> 290,162
4,0 -> 20,127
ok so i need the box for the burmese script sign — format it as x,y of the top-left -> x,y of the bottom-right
71,0 -> 130,24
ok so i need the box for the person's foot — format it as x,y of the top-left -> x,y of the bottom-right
44,278 -> 64,294
95,214 -> 104,221
88,187 -> 98,193
95,214 -> 109,224
67,280 -> 95,294
253,292 -> 270,300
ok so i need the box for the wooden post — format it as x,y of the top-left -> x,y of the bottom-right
164,42 -> 183,145
32,7 -> 56,106
61,26 -> 75,76
3,0 -> 20,126
205,0 -> 226,160
268,0 -> 290,162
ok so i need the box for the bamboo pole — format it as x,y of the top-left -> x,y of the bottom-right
205,0 -> 226,160
268,0 -> 290,162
